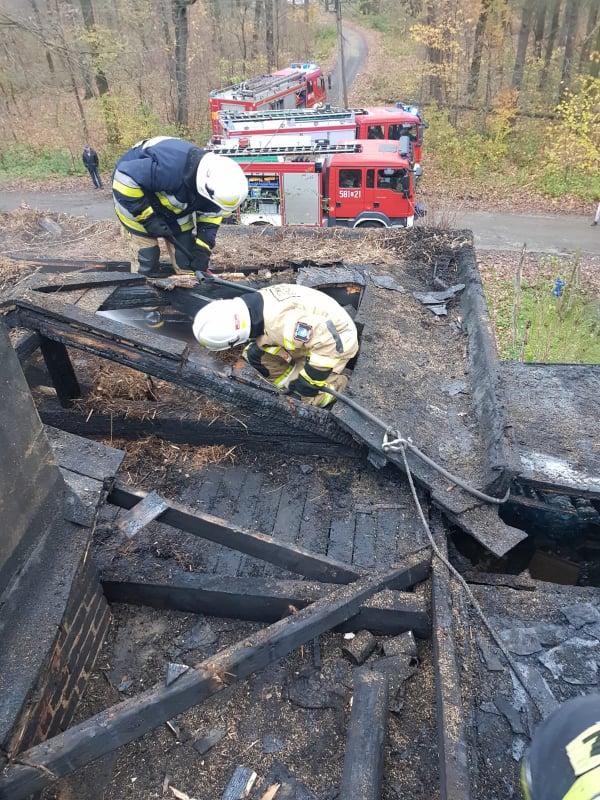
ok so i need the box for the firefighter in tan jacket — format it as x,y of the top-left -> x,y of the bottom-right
192,283 -> 359,407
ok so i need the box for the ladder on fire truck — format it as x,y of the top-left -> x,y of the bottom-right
215,70 -> 307,103
212,142 -> 363,158
219,107 -> 359,125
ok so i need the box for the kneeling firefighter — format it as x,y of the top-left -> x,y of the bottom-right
521,693 -> 600,800
192,284 -> 359,408
112,136 -> 248,277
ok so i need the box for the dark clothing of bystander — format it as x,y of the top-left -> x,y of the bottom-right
82,145 -> 103,189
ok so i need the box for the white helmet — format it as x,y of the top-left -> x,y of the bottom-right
196,152 -> 248,213
192,297 -> 251,351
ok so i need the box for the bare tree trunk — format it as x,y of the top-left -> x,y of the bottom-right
157,0 -> 176,98
78,0 -> 109,95
172,0 -> 197,130
578,0 -> 600,74
512,0 -> 535,90
28,0 -> 55,75
560,1 -> 580,98
593,25 -> 600,77
251,0 -> 263,60
467,0 -> 492,96
426,1 -> 443,102
51,0 -> 89,141
265,0 -> 275,71
533,0 -> 546,58
539,0 -> 561,89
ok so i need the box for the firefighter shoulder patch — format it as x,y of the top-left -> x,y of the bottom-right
293,321 -> 313,343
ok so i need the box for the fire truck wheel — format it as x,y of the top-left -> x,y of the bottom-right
355,221 -> 385,228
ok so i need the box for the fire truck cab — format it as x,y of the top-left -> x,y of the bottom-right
217,139 -> 417,229
209,64 -> 326,137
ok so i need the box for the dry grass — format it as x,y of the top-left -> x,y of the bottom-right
113,434 -> 236,492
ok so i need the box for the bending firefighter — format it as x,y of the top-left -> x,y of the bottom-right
112,136 -> 248,277
192,284 -> 359,408
521,693 -> 600,800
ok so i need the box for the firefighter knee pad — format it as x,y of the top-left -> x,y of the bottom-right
243,342 -> 269,377
137,244 -> 161,276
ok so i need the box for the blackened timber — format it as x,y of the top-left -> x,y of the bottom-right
39,337 -> 80,407
339,669 -> 389,800
24,271 -> 143,293
6,257 -> 131,272
430,511 -> 471,800
16,291 -> 352,445
38,406 -> 358,456
108,483 -> 362,584
0,564 -> 414,799
100,565 -> 430,637
44,426 -> 124,482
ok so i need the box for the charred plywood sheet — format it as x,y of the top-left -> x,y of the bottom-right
502,363 -> 600,497
332,257 -> 526,558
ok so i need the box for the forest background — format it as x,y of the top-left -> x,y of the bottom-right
0,0 -> 598,206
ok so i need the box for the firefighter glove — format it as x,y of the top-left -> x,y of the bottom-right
144,215 -> 174,240
287,373 -> 321,398
245,342 -> 269,377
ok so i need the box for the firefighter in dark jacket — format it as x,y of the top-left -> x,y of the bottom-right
82,144 -> 103,189
521,693 -> 600,800
192,284 -> 359,408
112,136 -> 248,276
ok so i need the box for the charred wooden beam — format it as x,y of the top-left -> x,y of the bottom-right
15,290 -> 351,444
38,406 -> 360,456
430,511 -> 471,800
0,564 -> 412,798
100,565 -> 431,637
39,337 -> 80,408
339,669 -> 389,800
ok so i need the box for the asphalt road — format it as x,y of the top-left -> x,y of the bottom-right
0,188 -> 597,255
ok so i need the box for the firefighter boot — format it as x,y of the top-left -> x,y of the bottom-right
137,244 -> 173,278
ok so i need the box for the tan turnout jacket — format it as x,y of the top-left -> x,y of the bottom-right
256,284 -> 359,373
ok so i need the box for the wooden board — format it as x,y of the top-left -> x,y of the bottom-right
100,559 -> 431,637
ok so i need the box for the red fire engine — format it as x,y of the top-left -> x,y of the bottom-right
213,139 -> 420,229
209,63 -> 327,138
214,104 -> 427,165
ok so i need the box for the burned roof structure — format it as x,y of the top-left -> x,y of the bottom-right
0,226 -> 598,799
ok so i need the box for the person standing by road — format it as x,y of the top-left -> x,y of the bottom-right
592,196 -> 600,226
112,136 -> 248,277
82,144 -> 103,189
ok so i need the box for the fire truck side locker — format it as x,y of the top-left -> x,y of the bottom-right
281,172 -> 321,226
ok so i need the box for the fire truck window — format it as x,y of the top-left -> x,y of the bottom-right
307,81 -> 313,92
388,124 -> 402,140
402,123 -> 419,141
367,125 -> 384,140
377,169 -> 408,193
339,169 -> 361,188
366,170 -> 374,188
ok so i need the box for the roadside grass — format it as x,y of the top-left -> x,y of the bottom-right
484,257 -> 600,363
0,145 -> 83,180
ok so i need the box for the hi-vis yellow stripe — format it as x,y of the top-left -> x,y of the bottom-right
113,178 -> 144,198
115,208 -> 148,233
136,207 -> 154,221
